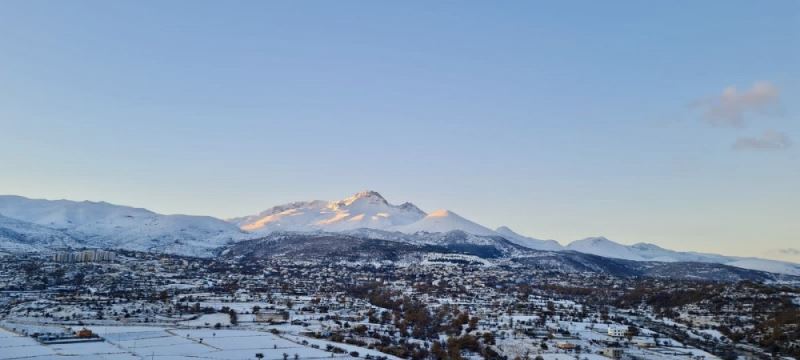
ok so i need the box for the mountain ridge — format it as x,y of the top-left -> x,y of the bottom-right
228,190 -> 800,275
0,194 -> 248,257
0,191 -> 798,276
494,226 -> 564,251
228,190 -> 427,233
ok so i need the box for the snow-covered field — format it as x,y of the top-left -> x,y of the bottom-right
0,327 -> 57,359
0,323 -> 385,360
179,313 -> 232,327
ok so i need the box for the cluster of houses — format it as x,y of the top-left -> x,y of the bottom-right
0,249 -> 795,359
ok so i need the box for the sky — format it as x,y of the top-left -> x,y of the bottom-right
0,1 -> 798,262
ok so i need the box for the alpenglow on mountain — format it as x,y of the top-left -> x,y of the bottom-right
0,191 -> 798,276
228,191 -> 427,233
230,191 -> 525,240
228,191 -> 800,275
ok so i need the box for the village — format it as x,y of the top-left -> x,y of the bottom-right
0,250 -> 797,360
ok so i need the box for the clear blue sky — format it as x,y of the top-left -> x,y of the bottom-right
1,1 -> 798,261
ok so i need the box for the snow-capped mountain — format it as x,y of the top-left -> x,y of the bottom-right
567,237 -> 647,261
229,191 -> 427,233
1,191 -> 798,276
723,259 -> 800,277
494,226 -> 563,251
565,236 -> 800,276
232,191 -> 498,237
0,195 -> 248,256
230,190 -> 800,275
393,209 -> 497,236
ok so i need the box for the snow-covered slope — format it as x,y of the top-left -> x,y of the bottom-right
494,226 -> 563,251
0,195 -> 248,256
565,236 -> 800,276
628,243 -> 731,263
233,191 -> 505,237
566,237 -> 646,261
720,259 -> 800,277
392,209 -> 497,236
232,191 -> 800,275
233,191 -> 550,241
2,191 -> 798,276
230,191 -> 427,233
0,214 -> 78,254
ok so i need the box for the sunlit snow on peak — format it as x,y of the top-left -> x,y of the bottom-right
427,209 -> 453,218
231,191 -> 426,233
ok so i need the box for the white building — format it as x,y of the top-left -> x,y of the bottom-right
608,326 -> 627,337
53,250 -> 116,263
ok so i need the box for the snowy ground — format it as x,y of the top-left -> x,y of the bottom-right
179,313 -> 232,327
493,318 -> 719,360
0,323 -> 387,360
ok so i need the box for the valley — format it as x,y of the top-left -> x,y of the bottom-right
0,191 -> 798,359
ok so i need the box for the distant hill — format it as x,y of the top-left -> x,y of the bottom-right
0,191 -> 797,276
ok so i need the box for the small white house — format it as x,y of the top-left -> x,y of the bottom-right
608,326 -> 627,337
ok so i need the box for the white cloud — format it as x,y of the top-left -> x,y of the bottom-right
732,130 -> 792,151
693,81 -> 780,127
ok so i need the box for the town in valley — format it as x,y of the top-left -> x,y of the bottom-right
1,245 -> 798,360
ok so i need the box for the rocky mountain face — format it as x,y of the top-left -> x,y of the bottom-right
0,214 -> 81,254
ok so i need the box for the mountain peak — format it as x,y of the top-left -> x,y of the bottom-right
495,225 -> 515,234
341,190 -> 387,206
631,242 -> 666,250
398,202 -> 426,216
567,236 -> 646,261
395,209 -> 496,236
583,236 -> 612,243
233,190 -> 426,233
428,209 -> 456,218
494,226 -> 564,251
